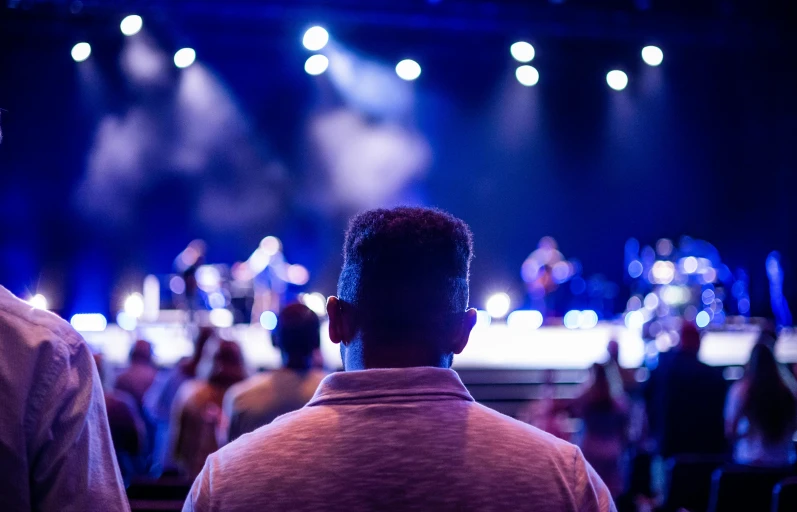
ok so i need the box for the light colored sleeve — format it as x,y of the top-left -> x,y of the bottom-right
28,333 -> 130,512
571,446 -> 616,512
183,454 -> 215,512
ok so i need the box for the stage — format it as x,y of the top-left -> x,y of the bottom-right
79,319 -> 797,371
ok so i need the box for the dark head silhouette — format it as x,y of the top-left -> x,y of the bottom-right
327,207 -> 477,370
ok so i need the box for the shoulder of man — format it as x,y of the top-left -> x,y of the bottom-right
0,286 -> 87,355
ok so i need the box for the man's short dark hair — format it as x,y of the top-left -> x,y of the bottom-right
275,303 -> 321,356
338,206 -> 473,342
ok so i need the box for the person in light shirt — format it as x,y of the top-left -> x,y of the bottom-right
0,285 -> 129,511
183,206 -> 614,512
223,303 -> 326,443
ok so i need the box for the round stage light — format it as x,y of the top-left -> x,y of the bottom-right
606,70 -> 628,91
71,42 -> 91,62
510,41 -> 535,63
302,26 -> 329,51
173,48 -> 196,68
486,293 -> 511,319
641,45 -> 663,66
304,54 -> 329,75
515,65 -> 539,86
395,59 -> 421,81
120,15 -> 143,36
27,293 -> 48,310
124,293 -> 145,319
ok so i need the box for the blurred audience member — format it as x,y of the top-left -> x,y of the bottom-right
0,285 -> 128,510
570,363 -> 630,497
644,323 -> 728,457
94,353 -> 148,484
516,369 -> 569,440
224,303 -> 326,443
725,343 -> 797,466
145,326 -> 214,471
115,338 -> 158,407
606,339 -> 637,394
170,340 -> 246,478
184,207 -> 614,511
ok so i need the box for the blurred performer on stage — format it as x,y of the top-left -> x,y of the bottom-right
521,236 -> 575,316
234,236 -> 310,324
767,251 -> 793,329
174,239 -> 207,318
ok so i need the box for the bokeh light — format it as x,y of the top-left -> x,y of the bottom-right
123,293 -> 145,319
606,70 -> 628,91
120,15 -> 143,36
305,54 -> 329,76
641,46 -> 664,66
260,310 -> 278,330
303,26 -> 329,51
27,293 -> 48,310
71,42 -> 91,62
173,48 -> 196,68
515,65 -> 539,86
486,293 -> 511,318
395,59 -> 421,81
510,42 -> 535,63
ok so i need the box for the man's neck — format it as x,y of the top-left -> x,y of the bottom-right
343,341 -> 451,371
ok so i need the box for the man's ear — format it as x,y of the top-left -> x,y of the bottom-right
327,296 -> 357,345
452,308 -> 477,355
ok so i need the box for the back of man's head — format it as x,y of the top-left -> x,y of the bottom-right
274,303 -> 320,365
679,322 -> 702,354
336,206 -> 474,350
130,339 -> 153,365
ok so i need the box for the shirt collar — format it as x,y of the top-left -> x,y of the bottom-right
307,367 -> 473,406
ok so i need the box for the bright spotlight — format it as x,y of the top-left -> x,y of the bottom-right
71,42 -> 91,62
123,293 -> 145,319
259,310 -> 278,330
486,293 -> 511,319
510,41 -> 535,63
641,45 -> 663,66
304,54 -> 329,76
515,65 -> 539,86
173,48 -> 196,69
70,313 -> 107,332
303,26 -> 329,51
120,15 -> 143,36
301,292 -> 327,317
606,70 -> 628,91
395,59 -> 421,81
27,294 -> 48,310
